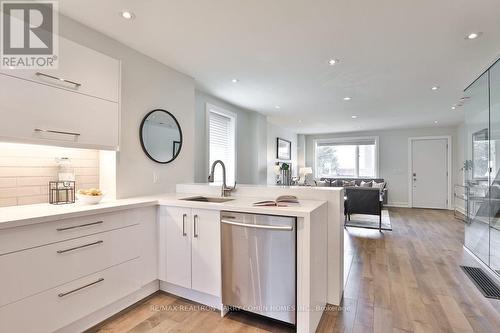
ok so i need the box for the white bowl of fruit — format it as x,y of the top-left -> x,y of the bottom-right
76,188 -> 104,205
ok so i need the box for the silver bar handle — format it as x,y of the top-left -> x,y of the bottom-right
35,128 -> 81,137
221,219 -> 293,231
58,278 -> 104,298
57,240 -> 103,254
56,220 -> 103,231
193,214 -> 199,238
35,72 -> 82,87
182,214 -> 187,236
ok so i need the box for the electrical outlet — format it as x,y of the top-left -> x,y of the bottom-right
153,172 -> 159,184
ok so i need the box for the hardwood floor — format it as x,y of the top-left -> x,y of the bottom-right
88,208 -> 500,333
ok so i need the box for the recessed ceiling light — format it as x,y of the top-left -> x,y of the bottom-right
298,119 -> 303,123
466,32 -> 481,40
431,86 -> 439,91
120,11 -> 135,20
343,97 -> 352,101
231,78 -> 239,83
451,106 -> 456,110
351,115 -> 358,119
275,105 -> 281,109
328,59 -> 339,66
434,120 -> 438,124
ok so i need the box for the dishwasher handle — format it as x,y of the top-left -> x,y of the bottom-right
221,219 -> 293,231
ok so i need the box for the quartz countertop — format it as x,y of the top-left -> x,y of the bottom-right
0,193 -> 327,229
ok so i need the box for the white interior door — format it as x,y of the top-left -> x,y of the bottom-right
411,138 -> 448,209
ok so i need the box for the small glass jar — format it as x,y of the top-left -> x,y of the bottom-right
56,157 -> 75,181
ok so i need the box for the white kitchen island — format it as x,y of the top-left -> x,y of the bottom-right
0,187 -> 338,333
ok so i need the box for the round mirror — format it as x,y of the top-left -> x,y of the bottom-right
140,109 -> 182,164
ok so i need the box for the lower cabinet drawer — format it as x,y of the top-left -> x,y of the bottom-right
0,209 -> 143,255
0,258 -> 141,333
0,224 -> 140,307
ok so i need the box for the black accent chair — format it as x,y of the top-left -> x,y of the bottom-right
321,178 -> 388,204
344,187 -> 383,231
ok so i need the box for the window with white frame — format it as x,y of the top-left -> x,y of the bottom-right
207,104 -> 236,186
314,137 -> 378,178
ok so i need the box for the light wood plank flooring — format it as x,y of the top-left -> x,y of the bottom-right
88,208 -> 500,333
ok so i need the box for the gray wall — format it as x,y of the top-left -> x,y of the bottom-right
59,15 -> 195,197
194,91 -> 267,185
305,126 -> 462,207
267,122 -> 298,184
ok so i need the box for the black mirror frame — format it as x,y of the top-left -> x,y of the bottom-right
139,109 -> 183,164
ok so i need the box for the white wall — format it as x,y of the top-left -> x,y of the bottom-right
305,126 -> 462,207
194,91 -> 267,185
59,15 -> 195,198
456,123 -> 466,185
267,122 -> 298,184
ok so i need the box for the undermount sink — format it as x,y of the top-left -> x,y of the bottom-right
180,196 -> 234,203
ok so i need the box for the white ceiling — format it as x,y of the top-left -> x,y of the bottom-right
59,0 -> 500,134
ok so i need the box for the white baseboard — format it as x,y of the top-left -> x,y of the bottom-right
385,201 -> 408,208
159,280 -> 222,311
455,206 -> 466,215
56,280 -> 160,333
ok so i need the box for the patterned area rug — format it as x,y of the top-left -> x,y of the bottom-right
345,209 -> 392,231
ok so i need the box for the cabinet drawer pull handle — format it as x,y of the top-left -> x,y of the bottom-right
35,128 -> 81,137
57,240 -> 103,254
35,72 -> 82,87
182,214 -> 187,236
193,214 -> 199,238
58,278 -> 104,298
56,220 -> 103,231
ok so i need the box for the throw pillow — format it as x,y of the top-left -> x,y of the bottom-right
331,179 -> 342,187
372,181 -> 386,189
343,180 -> 355,187
360,180 -> 372,187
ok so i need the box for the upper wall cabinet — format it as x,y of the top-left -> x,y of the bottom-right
0,37 -> 120,150
0,37 -> 120,103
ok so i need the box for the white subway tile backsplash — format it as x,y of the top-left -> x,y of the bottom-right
73,167 -> 99,176
0,167 -> 57,177
17,176 -> 53,187
0,143 -> 99,207
0,178 -> 16,188
17,195 -> 48,206
16,186 -> 42,197
0,188 -> 16,198
0,198 -> 17,207
75,175 -> 99,184
75,159 -> 99,168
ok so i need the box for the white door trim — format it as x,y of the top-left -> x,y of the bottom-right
408,136 -> 452,209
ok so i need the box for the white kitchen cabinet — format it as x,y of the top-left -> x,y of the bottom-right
0,36 -> 120,102
0,258 -> 141,333
0,224 -> 140,308
164,206 -> 192,289
0,208 -> 141,256
161,206 -> 221,297
191,209 -> 221,297
0,206 -> 156,333
140,207 -> 159,286
0,73 -> 119,150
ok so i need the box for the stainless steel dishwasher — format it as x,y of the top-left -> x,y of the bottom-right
220,211 -> 296,325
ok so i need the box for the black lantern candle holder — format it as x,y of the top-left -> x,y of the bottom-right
49,181 -> 76,205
